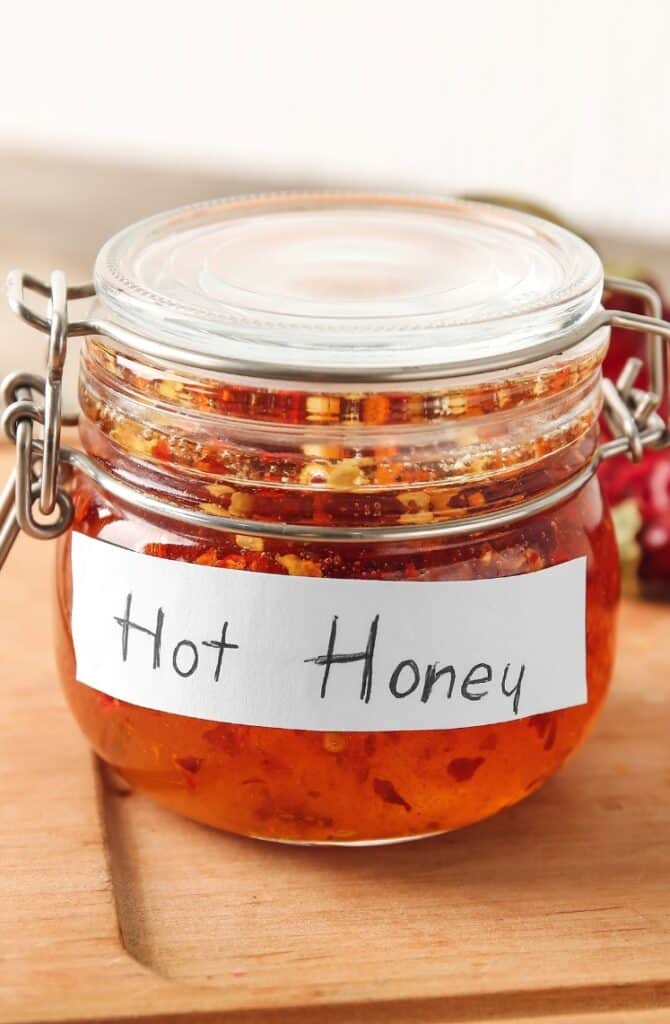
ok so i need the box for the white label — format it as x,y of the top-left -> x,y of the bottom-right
70,533 -> 587,732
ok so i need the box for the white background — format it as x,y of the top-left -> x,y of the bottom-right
2,0 -> 669,239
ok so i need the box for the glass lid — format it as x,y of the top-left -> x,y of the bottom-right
94,192 -> 604,381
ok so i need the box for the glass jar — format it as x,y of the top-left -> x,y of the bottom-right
3,193 -> 669,845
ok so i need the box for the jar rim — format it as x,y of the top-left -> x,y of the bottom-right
94,191 -> 604,383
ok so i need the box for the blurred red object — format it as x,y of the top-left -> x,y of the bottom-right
460,194 -> 670,598
599,278 -> 670,598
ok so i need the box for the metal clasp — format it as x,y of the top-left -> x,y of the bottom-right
599,276 -> 669,462
0,272 -> 94,569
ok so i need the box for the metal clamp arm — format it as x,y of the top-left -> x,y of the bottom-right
0,272 -> 84,568
599,277 -> 670,461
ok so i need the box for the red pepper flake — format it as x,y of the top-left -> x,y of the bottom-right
144,542 -> 192,561
528,713 -> 558,749
364,734 -> 377,757
528,713 -> 550,737
203,723 -> 240,756
96,692 -> 120,712
448,756 -> 485,782
195,548 -> 219,566
543,720 -> 558,751
152,437 -> 173,461
174,755 -> 203,774
373,777 -> 411,811
246,551 -> 286,574
260,753 -> 286,773
73,491 -> 92,525
362,394 -> 391,425
221,553 -> 246,570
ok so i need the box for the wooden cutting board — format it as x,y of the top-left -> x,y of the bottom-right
1,444 -> 669,1024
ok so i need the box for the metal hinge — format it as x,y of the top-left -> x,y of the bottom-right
599,276 -> 668,462
0,272 -> 93,568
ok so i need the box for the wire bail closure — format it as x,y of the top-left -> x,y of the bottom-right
0,271 -> 94,568
1,269 -> 669,570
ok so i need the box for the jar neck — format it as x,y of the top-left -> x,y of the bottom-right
78,335 -> 606,529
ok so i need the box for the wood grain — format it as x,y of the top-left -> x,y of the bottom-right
0,439 -> 669,1024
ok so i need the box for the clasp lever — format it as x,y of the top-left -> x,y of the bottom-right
0,272 -> 90,568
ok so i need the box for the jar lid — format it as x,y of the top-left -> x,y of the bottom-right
94,192 -> 604,382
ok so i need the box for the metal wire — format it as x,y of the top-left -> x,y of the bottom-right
58,445 -> 599,543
